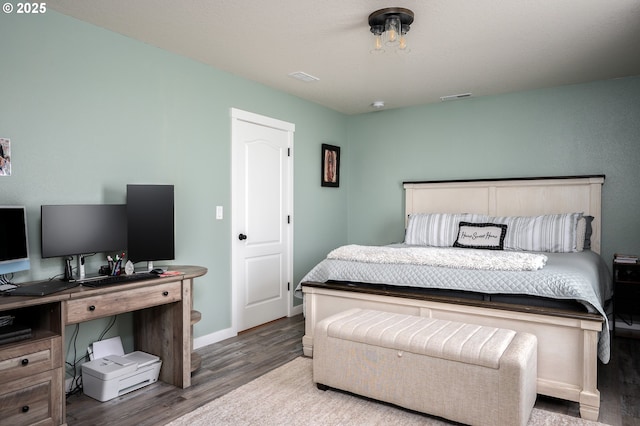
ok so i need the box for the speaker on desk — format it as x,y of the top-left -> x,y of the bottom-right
126,184 -> 175,271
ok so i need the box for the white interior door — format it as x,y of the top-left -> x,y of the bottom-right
231,109 -> 294,332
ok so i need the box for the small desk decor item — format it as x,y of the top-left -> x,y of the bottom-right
321,143 -> 340,187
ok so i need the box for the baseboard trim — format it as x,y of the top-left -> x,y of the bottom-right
290,304 -> 303,316
194,305 -> 303,350
193,327 -> 236,350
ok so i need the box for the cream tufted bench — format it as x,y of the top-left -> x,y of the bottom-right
313,308 -> 537,426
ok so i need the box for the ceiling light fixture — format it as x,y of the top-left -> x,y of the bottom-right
368,7 -> 414,54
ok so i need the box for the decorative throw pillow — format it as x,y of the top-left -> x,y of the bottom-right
583,215 -> 594,250
405,213 -> 489,247
453,222 -> 507,250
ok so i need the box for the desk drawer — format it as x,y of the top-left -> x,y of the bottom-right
0,367 -> 63,426
0,336 -> 62,383
66,281 -> 182,324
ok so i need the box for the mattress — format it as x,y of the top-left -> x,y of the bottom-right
297,246 -> 611,363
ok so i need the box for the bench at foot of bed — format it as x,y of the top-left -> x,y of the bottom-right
312,308 -> 538,426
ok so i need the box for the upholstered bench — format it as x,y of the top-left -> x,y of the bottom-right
313,308 -> 537,426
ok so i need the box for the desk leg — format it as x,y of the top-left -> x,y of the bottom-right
134,278 -> 192,388
60,301 -> 67,423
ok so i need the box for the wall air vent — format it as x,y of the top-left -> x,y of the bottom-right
288,71 -> 320,82
440,93 -> 473,102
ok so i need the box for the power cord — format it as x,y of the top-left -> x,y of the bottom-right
98,316 -> 117,341
65,324 -> 84,397
0,273 -> 14,285
65,315 -> 119,398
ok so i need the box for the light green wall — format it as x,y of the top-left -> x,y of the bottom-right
346,77 -> 640,263
0,11 -> 348,365
2,10 -> 639,374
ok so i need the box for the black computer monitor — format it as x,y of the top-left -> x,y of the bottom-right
126,184 -> 175,271
0,206 -> 30,276
41,204 -> 127,279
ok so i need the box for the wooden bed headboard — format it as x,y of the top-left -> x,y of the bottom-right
404,175 -> 605,254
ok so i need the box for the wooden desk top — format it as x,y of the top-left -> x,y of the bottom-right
0,265 -> 207,310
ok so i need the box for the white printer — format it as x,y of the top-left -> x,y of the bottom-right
82,351 -> 162,402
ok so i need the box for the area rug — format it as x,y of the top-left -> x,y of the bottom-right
167,357 -> 609,426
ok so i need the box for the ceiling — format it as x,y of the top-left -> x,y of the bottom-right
48,0 -> 640,115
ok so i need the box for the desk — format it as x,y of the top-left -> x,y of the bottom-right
0,265 -> 206,426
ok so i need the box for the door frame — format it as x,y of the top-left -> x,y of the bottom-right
230,108 -> 295,334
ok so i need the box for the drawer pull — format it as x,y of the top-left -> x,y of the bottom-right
22,406 -> 29,413
21,358 -> 29,366
163,291 -> 169,296
89,305 -> 96,311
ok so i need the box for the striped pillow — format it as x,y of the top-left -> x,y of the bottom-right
491,213 -> 583,253
405,213 -> 489,247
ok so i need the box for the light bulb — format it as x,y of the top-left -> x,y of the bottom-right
388,28 -> 397,43
370,26 -> 385,54
375,35 -> 383,49
384,16 -> 400,46
397,24 -> 410,54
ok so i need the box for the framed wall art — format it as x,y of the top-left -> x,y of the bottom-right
321,143 -> 340,187
0,138 -> 11,176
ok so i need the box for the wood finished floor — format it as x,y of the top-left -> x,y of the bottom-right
65,314 -> 639,426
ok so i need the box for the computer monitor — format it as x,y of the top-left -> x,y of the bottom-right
126,184 -> 175,271
0,206 -> 30,276
41,204 -> 127,280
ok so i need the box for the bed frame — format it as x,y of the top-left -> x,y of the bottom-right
301,175 -> 606,421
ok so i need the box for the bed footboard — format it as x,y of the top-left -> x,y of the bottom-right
302,282 -> 603,421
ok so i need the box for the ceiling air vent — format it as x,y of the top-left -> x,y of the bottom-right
288,71 -> 320,82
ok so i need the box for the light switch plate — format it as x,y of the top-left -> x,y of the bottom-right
216,206 -> 223,220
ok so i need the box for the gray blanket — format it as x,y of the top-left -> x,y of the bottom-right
297,246 -> 611,363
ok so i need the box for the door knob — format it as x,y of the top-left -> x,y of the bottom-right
238,234 -> 247,241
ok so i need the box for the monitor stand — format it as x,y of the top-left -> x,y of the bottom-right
77,254 -> 87,280
63,257 -> 73,281
145,261 -> 154,272
62,255 -> 87,282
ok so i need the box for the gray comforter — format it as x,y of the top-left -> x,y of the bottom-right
297,246 -> 611,363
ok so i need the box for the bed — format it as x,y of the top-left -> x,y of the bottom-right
298,175 -> 608,421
